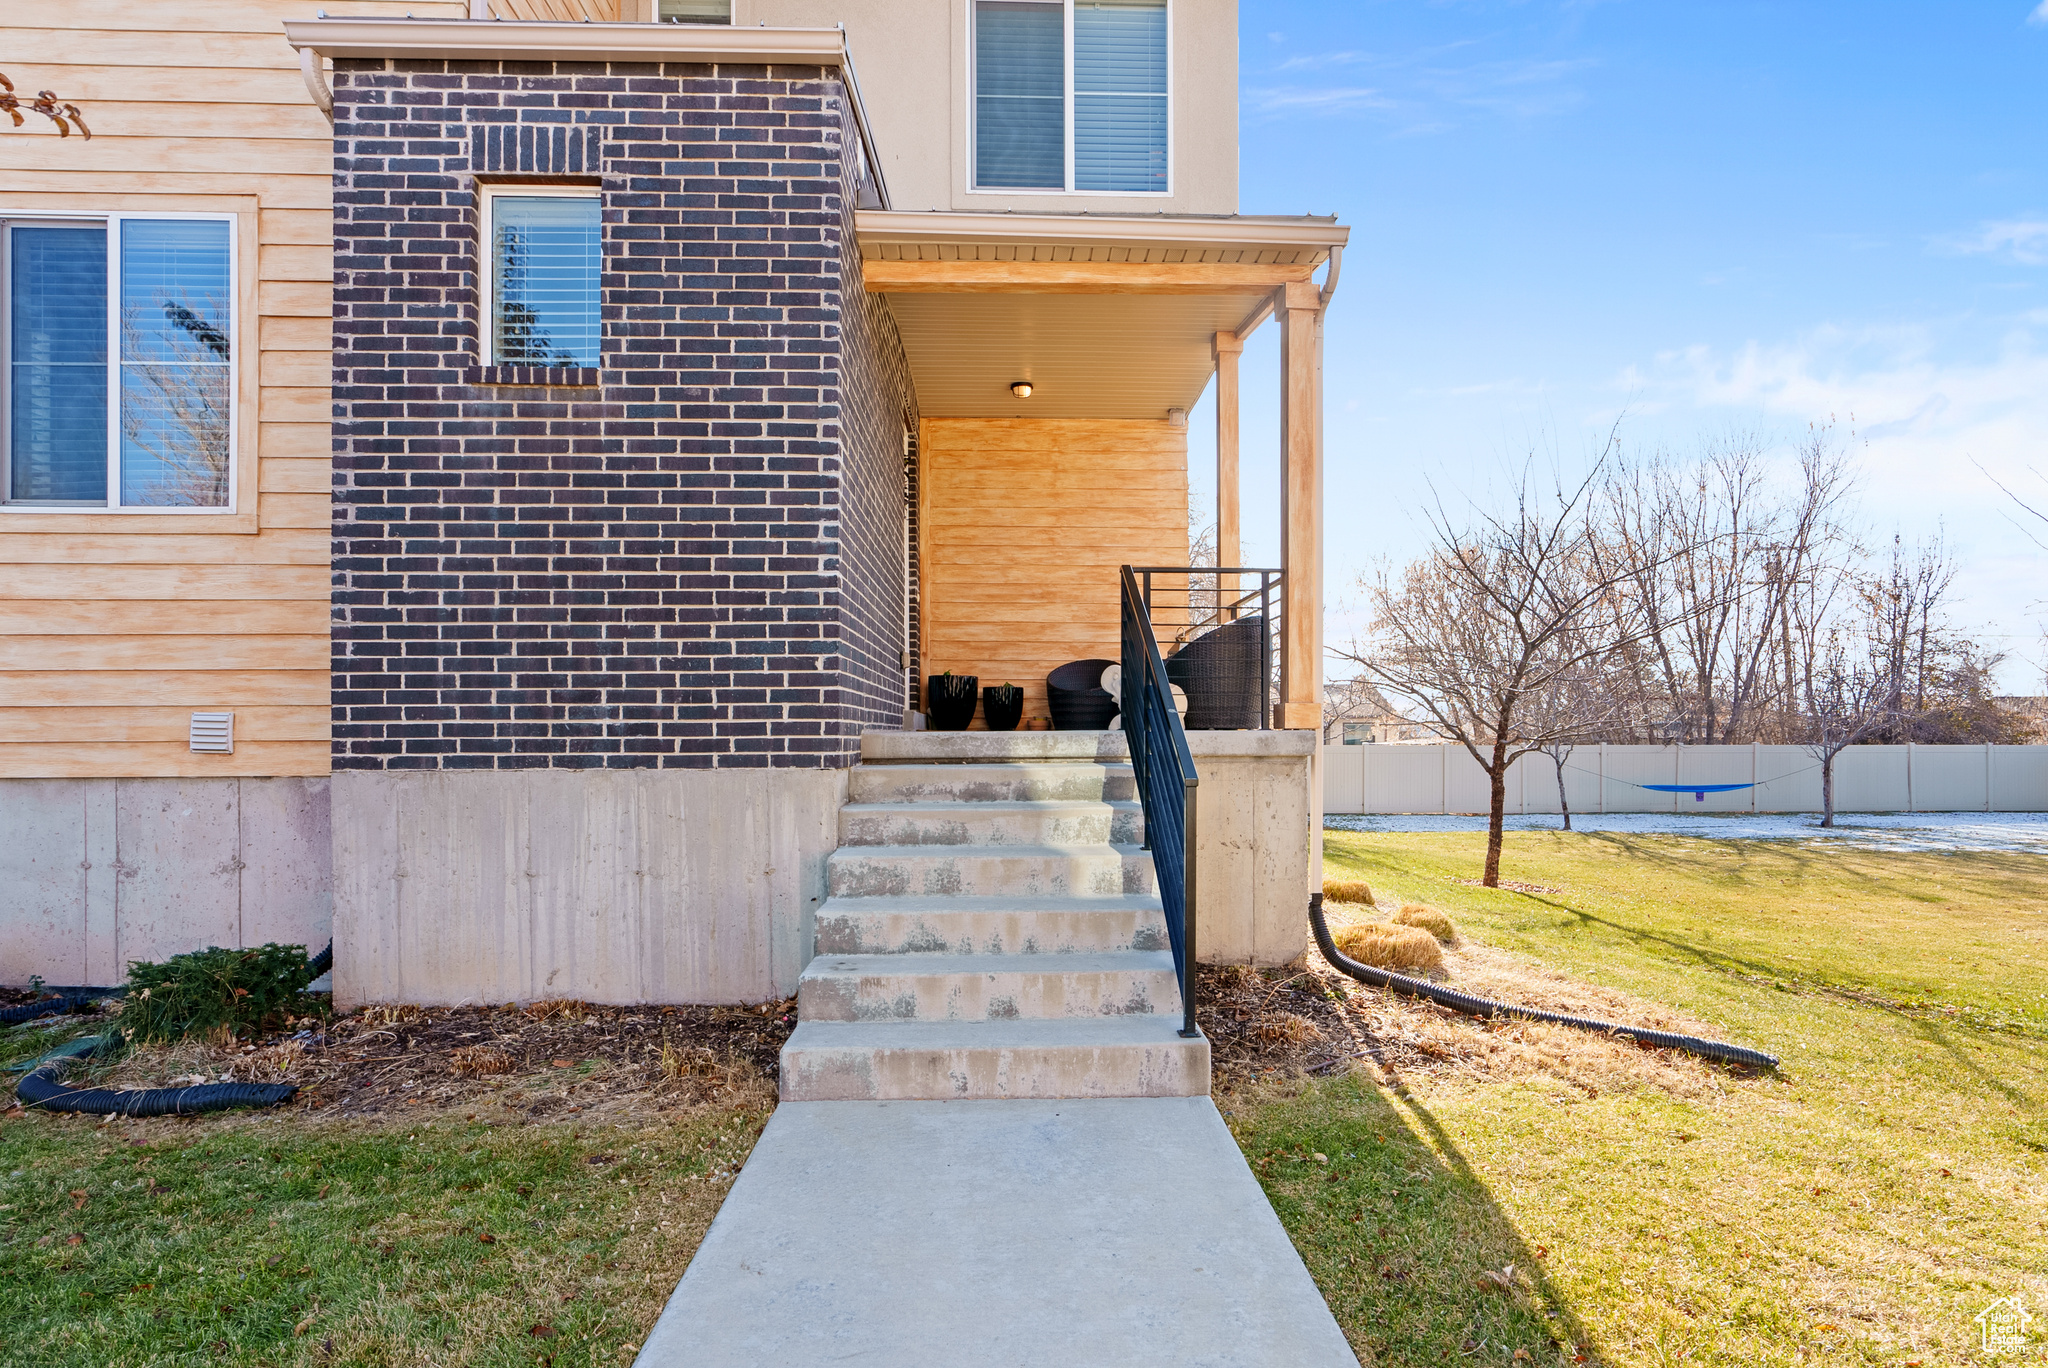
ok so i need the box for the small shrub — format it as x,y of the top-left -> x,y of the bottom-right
1322,879 -> 1375,907
1392,903 -> 1459,945
119,942 -> 324,1044
1331,922 -> 1444,974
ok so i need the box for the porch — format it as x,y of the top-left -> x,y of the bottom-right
862,210 -> 1347,734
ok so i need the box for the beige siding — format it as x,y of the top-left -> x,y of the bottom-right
0,0 -> 464,778
918,418 -> 1189,725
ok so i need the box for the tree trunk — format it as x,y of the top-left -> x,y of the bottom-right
1821,753 -> 1836,828
1555,756 -> 1572,832
1483,741 -> 1510,887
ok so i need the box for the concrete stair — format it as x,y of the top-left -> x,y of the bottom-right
782,732 -> 1209,1101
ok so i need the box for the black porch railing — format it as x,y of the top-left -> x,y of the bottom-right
1118,565 -> 1201,1040
1129,566 -> 1283,730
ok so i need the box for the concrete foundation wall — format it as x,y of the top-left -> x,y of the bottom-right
331,769 -> 848,1008
0,778 -> 332,987
1186,732 -> 1315,968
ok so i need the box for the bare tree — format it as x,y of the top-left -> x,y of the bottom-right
1518,658 -> 1623,831
1602,429 -> 1855,744
1803,631 -> 1898,827
1342,440 -> 1668,886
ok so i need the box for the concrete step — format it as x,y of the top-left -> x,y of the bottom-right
827,844 -> 1156,899
847,761 -> 1136,805
862,732 -> 1131,765
839,800 -> 1143,848
796,951 -> 1180,1023
779,1017 -> 1210,1100
813,894 -> 1170,956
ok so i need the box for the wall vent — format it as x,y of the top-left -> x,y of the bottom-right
189,712 -> 235,754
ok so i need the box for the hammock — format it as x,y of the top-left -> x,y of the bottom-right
1637,782 -> 1756,801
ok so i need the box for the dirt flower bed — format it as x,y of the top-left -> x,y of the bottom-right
25,998 -> 798,1123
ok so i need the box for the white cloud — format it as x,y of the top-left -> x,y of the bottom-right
1944,218 -> 2048,265
2030,1 -> 2048,26
1248,56 -> 1594,128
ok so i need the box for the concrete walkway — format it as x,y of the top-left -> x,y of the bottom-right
634,1097 -> 1359,1367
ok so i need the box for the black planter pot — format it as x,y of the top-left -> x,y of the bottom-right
982,685 -> 1024,732
926,673 -> 979,731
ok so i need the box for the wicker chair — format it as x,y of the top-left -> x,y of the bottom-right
1165,616 -> 1266,729
1046,658 -> 1119,730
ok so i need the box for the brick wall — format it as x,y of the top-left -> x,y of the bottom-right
330,57 -> 913,770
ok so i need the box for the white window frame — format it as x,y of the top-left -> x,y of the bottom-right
0,210 -> 240,515
966,0 -> 1174,197
477,183 -> 604,368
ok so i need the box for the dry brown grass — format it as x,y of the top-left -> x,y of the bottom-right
1336,939 -> 1728,1099
449,1043 -> 514,1077
1322,879 -> 1375,906
1392,902 -> 1459,945
522,998 -> 590,1022
1255,1012 -> 1325,1045
1332,921 -> 1445,973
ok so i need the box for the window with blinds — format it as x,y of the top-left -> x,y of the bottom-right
658,0 -> 731,22
3,215 -> 234,510
488,193 -> 601,369
973,0 -> 1170,194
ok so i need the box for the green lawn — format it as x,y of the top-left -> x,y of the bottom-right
1228,830 -> 2048,1367
0,1079 -> 766,1367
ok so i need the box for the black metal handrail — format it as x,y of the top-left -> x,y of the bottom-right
1119,565 -> 1201,1040
1129,566 -> 1283,730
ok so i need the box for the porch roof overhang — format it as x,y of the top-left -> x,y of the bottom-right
856,211 -> 1349,421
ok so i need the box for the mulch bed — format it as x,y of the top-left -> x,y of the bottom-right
289,1000 -> 797,1117
1197,961 -> 1369,1091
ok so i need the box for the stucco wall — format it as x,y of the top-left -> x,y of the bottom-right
0,777 -> 332,986
742,0 -> 1239,215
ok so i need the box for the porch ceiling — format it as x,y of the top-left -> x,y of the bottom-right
856,212 -> 1349,421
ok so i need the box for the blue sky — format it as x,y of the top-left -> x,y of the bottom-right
1191,0 -> 2048,690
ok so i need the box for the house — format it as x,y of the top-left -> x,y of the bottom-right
1,1 -> 1344,1022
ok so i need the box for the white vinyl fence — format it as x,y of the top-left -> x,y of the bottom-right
1322,743 -> 2048,815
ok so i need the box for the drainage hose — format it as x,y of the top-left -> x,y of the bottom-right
18,1065 -> 298,1117
1308,895 -> 1779,1070
0,990 -> 124,1027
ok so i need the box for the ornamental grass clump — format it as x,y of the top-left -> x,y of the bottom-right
1392,902 -> 1459,945
1322,879 -> 1376,907
1330,921 -> 1444,974
118,942 -> 324,1045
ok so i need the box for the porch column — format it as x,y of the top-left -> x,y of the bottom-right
1212,331 -> 1243,607
1277,280 -> 1323,730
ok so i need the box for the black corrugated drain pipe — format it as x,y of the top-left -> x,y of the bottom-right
1309,895 -> 1779,1070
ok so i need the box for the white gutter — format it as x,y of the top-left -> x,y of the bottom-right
281,18 -> 891,208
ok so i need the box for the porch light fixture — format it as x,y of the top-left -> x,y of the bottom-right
1009,381 -> 1033,399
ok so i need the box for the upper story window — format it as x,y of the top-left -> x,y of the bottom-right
3,214 -> 234,510
974,0 -> 1169,195
482,188 -> 601,368
659,0 -> 732,21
